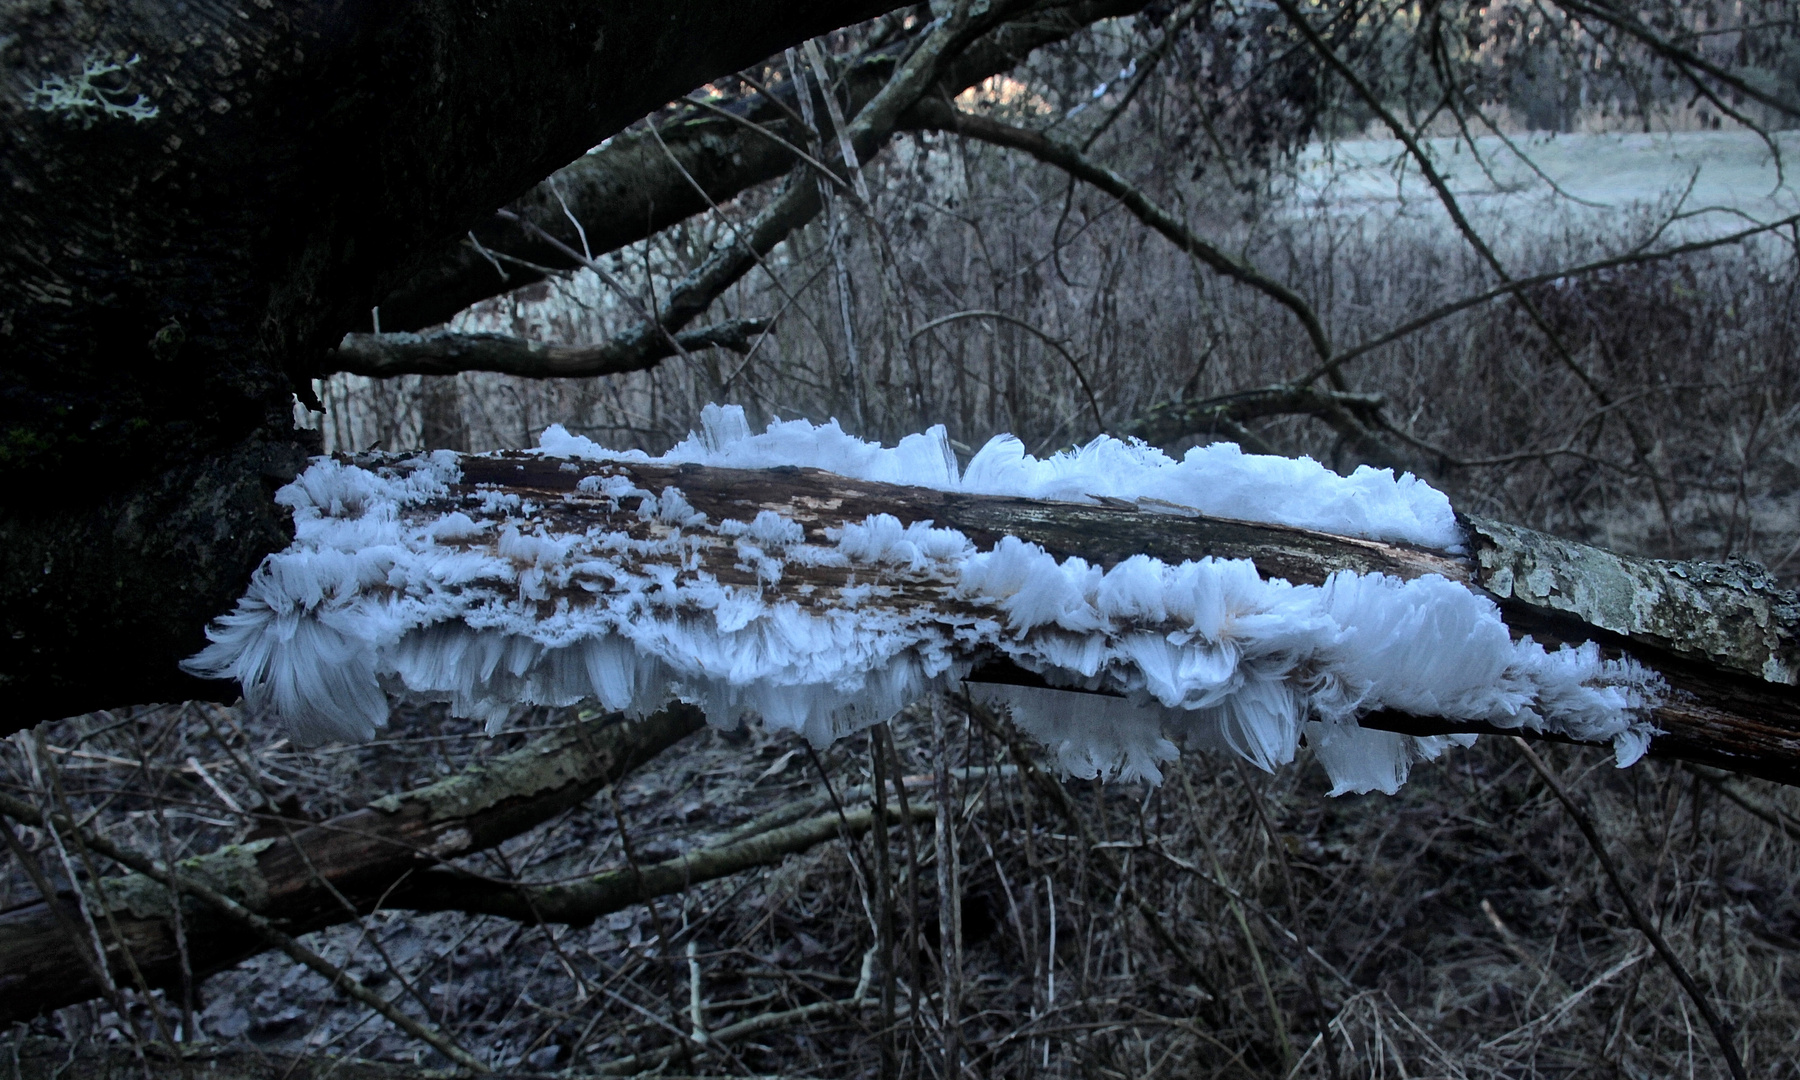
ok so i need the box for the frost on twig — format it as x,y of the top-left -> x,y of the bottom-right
25,53 -> 159,127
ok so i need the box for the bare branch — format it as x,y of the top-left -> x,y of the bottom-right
399,801 -> 934,924
1079,0 -> 1208,152
1299,212 -> 1800,387
907,309 -> 1104,432
0,795 -> 491,1073
419,1 -> 1040,389
1514,738 -> 1750,1080
906,100 -> 1338,372
377,0 -> 1152,332
329,318 -> 771,379
1118,385 -> 1415,471
1551,0 -> 1800,120
1270,0 -> 1687,545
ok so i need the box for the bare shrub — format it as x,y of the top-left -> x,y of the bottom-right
322,129 -> 1800,572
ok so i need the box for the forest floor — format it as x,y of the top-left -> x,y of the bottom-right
7,692 -> 1800,1078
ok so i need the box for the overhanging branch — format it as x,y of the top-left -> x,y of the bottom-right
342,1 -> 1046,383
376,0 -> 1152,332
903,99 -> 1337,371
329,318 -> 771,379
1118,385 -> 1416,471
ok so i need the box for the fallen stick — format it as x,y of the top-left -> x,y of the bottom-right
395,801 -> 936,924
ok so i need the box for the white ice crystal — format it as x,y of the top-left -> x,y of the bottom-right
185,405 -> 1663,794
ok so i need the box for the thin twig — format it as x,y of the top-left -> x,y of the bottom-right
910,100 -> 1338,373
932,696 -> 964,1078
908,308 -> 1103,433
1512,738 -> 1748,1080
1300,211 -> 1800,387
1551,0 -> 1800,120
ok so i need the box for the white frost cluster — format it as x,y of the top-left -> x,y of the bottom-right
538,404 -> 1464,551
186,405 -> 1662,795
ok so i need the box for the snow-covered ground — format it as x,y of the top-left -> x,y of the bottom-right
1287,129 -> 1800,241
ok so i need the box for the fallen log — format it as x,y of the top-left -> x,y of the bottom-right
10,419 -> 1800,1020
0,705 -> 703,1022
396,800 -> 935,924
0,712 -> 935,1021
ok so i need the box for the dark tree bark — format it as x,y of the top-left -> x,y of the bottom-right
369,0 -> 1150,334
332,318 -> 772,378
0,0 -> 904,731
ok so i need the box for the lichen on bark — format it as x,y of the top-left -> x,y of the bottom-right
1467,515 -> 1800,684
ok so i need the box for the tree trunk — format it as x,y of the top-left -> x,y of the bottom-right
0,0 -> 903,732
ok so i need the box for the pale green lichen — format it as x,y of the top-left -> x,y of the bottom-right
96,838 -> 276,920
367,725 -> 612,818
1468,516 -> 1800,684
26,53 -> 159,127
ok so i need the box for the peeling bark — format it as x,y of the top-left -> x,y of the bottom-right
1468,516 -> 1800,685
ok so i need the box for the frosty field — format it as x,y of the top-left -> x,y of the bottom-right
1287,128 -> 1800,241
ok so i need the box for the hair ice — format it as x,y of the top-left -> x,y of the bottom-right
185,406 -> 1660,794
